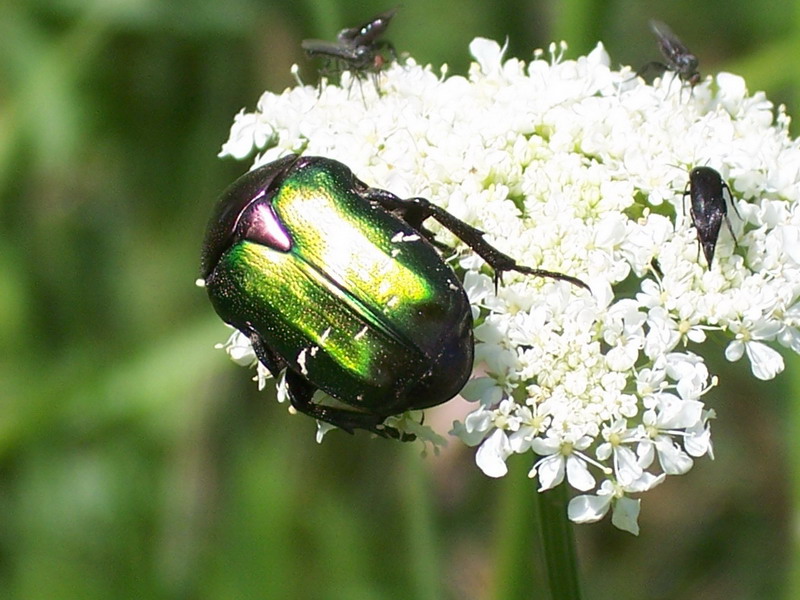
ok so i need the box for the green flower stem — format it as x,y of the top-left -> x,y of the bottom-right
402,446 -> 442,600
491,460 -> 582,599
537,484 -> 583,600
491,462 -> 544,599
787,353 -> 800,600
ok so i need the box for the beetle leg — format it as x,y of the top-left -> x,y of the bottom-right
365,188 -> 589,290
686,200 -> 702,262
721,182 -> 740,246
246,310 -> 412,439
417,225 -> 451,251
722,182 -> 742,219
724,214 -> 738,246
683,188 -> 704,263
283,370 -> 410,440
248,328 -> 288,377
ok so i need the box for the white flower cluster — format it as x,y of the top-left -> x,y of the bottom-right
214,38 -> 800,533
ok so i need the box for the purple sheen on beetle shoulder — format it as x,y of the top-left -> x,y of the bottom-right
240,195 -> 293,252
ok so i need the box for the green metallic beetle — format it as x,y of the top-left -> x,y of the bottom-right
200,154 -> 587,439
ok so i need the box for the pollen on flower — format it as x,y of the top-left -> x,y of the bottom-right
213,34 -> 800,534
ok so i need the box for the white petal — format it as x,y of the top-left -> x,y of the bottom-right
745,340 -> 785,380
684,424 -> 713,458
779,226 -> 800,264
531,436 -> 561,455
657,397 -> 704,429
586,42 -> 610,68
611,496 -> 641,535
460,377 -> 504,405
614,446 -> 643,486
218,111 -> 271,159
596,442 -> 612,461
450,418 -> 488,447
686,328 -> 707,344
725,340 -> 745,362
275,370 -> 290,403
606,343 -> 640,372
566,456 -> 596,491
568,493 -> 611,523
508,426 -> 536,453
778,326 -> 800,353
625,472 -> 665,493
475,429 -> 512,478
716,72 -> 746,102
255,362 -> 271,391
636,441 -> 656,469
655,437 -> 694,474
469,38 -> 505,74
315,421 -> 337,444
535,455 -> 566,491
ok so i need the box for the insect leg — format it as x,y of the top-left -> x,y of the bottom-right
365,188 -> 589,290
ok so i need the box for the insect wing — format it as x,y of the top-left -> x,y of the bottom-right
301,39 -> 364,61
650,19 -> 699,78
337,8 -> 397,47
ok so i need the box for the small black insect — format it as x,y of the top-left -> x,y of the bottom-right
302,8 -> 398,81
638,19 -> 700,88
683,166 -> 740,267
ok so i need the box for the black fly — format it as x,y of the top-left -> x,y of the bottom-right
302,9 -> 398,85
637,20 -> 700,88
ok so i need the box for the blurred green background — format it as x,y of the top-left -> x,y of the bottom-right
2,0 -> 800,598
